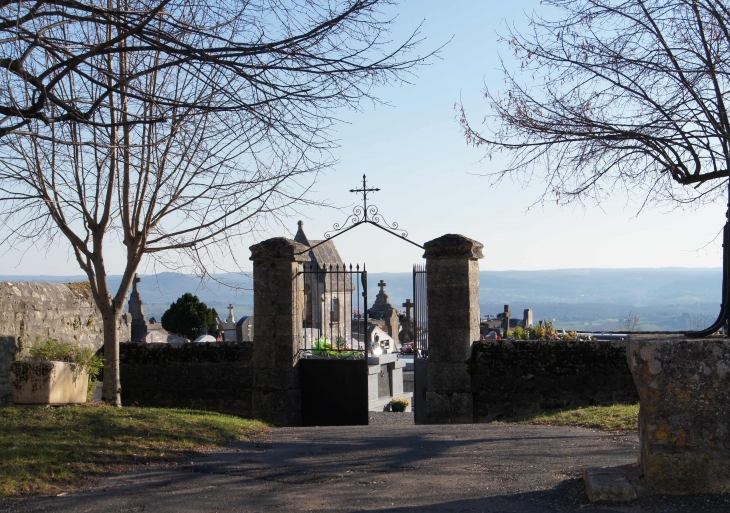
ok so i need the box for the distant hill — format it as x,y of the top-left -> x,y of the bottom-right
0,268 -> 721,331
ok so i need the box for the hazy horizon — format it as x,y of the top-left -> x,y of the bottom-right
1,267 -> 721,332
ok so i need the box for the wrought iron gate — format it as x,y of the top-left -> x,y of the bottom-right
413,263 -> 428,357
297,263 -> 368,357
413,263 -> 428,424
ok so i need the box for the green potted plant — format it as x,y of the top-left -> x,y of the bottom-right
390,398 -> 409,412
11,339 -> 104,405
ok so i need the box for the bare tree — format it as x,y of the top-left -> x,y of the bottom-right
0,0 -> 427,137
684,313 -> 708,331
460,0 -> 730,209
0,0 -> 430,406
622,310 -> 642,333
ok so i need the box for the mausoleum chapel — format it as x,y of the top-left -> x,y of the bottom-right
294,220 -> 353,345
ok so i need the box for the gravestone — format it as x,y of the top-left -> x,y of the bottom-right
128,274 -> 147,342
523,308 -> 533,328
236,316 -> 254,342
222,304 -> 237,342
399,299 -> 415,344
500,305 -> 511,337
384,307 -> 400,339
369,280 -> 393,320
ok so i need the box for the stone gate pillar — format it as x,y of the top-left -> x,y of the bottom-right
249,237 -> 309,426
423,234 -> 483,423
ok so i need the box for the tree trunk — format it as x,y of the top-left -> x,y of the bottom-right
101,305 -> 121,406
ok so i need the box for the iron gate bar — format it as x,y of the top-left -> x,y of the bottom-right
298,262 -> 368,358
298,175 -> 424,254
413,263 -> 428,357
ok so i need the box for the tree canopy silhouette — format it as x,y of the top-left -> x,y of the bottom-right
162,293 -> 219,341
461,0 -> 730,210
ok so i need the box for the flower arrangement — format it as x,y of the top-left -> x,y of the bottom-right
401,341 -> 415,354
390,398 -> 409,412
311,336 -> 363,358
508,321 -> 596,342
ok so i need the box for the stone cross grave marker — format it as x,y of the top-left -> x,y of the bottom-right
501,305 -> 511,336
402,298 -> 414,322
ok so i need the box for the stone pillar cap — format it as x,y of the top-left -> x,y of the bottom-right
250,237 -> 310,262
423,234 -> 484,260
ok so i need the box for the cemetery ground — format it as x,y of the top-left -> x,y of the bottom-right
3,405 -> 730,512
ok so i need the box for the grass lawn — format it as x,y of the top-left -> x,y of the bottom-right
500,403 -> 640,432
0,405 -> 267,497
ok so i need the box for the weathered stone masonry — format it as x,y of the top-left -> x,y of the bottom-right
0,281 -> 130,407
424,234 -> 483,424
120,342 -> 253,416
628,335 -> 730,494
472,339 -> 639,422
250,237 -> 309,426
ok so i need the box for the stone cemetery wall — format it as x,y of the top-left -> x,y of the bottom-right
120,342 -> 253,416
471,339 -> 638,421
0,281 -> 131,407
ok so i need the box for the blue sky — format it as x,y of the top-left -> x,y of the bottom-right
2,0 -> 726,275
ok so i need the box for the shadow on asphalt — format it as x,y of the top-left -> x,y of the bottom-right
6,424 -> 689,513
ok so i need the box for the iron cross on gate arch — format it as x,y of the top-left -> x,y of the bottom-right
302,174 -> 423,253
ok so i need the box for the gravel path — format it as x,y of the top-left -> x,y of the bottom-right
3,417 -> 730,512
368,411 -> 414,426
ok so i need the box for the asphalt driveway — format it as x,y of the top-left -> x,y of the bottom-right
4,414 -> 730,512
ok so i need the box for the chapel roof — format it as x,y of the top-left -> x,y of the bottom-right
295,220 -> 345,267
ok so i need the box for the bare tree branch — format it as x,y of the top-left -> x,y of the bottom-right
0,0 -> 433,406
460,0 -> 730,209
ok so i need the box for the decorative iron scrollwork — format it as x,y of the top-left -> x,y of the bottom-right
322,174 -> 417,246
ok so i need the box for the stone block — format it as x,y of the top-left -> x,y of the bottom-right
252,363 -> 299,390
391,367 -> 403,395
427,329 -> 475,362
628,335 -> 730,494
11,361 -> 88,405
252,388 -> 301,426
426,390 -> 473,424
428,362 -> 471,393
422,234 -> 484,260
583,467 -> 638,502
368,370 -> 379,401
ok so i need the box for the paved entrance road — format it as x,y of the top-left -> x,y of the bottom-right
4,416 -> 730,512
